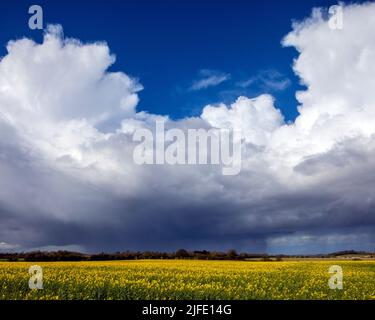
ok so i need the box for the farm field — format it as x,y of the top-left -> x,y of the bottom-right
0,260 -> 374,300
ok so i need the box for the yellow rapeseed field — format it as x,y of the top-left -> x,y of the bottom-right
0,260 -> 374,300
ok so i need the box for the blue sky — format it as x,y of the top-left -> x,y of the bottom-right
1,0 -> 375,254
2,0 -> 357,121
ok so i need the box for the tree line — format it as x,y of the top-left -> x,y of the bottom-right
0,249 -> 274,262
1,249 -> 372,262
